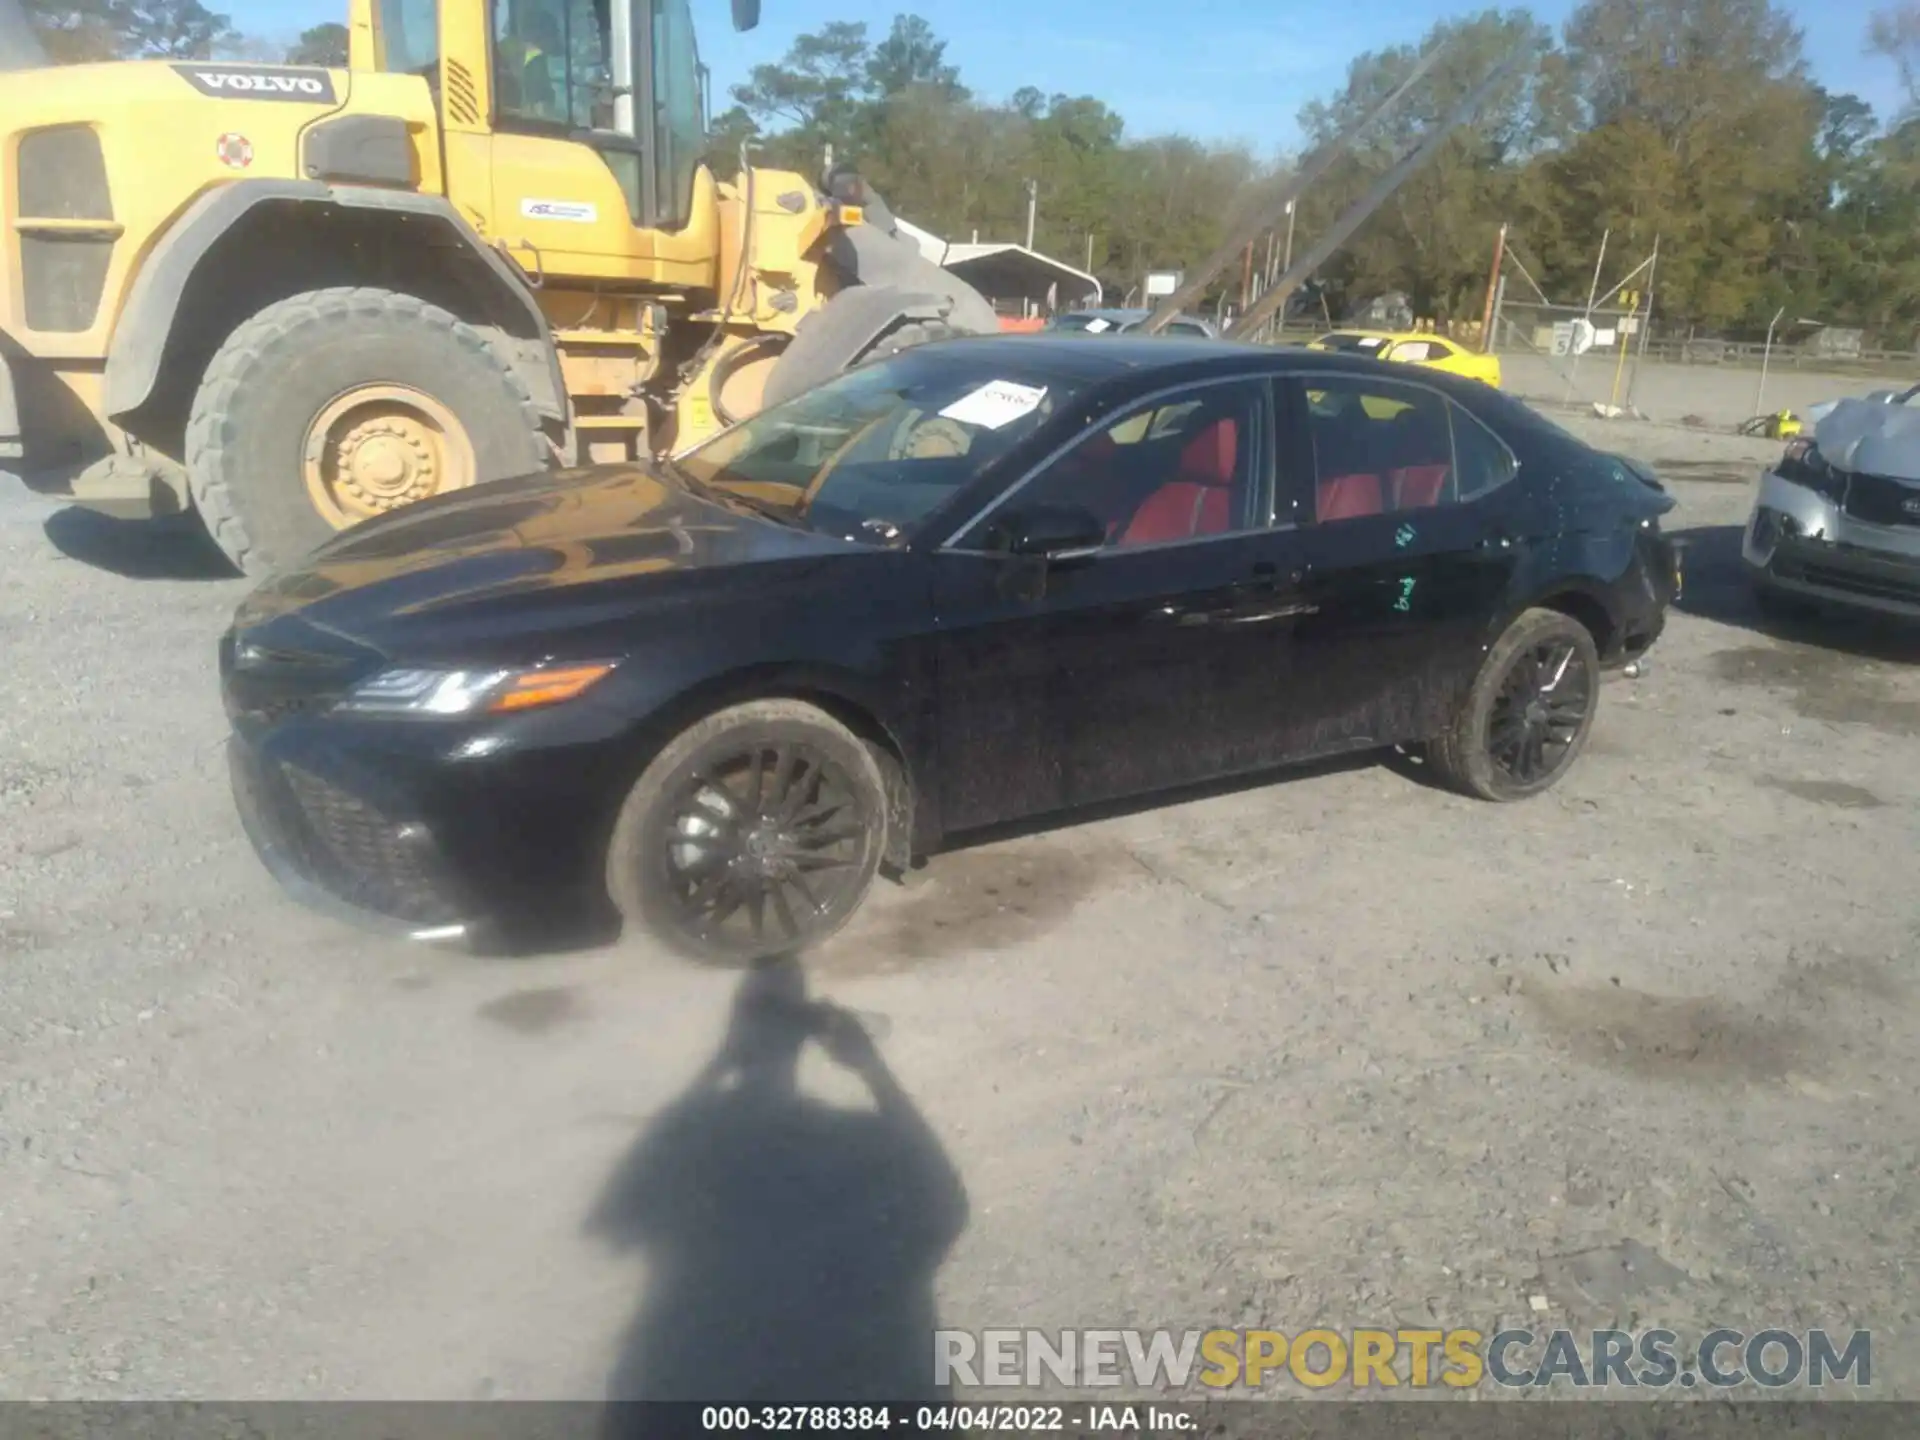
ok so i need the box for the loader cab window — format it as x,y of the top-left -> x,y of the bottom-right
375,0 -> 438,75
649,0 -> 704,229
492,0 -> 617,131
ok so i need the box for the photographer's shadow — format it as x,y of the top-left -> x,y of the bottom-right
587,961 -> 969,1407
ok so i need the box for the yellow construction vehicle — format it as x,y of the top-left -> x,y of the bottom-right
0,0 -> 999,574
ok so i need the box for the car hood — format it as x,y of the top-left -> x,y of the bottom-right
1810,397 -> 1920,481
230,463 -> 859,644
1804,386 -> 1917,429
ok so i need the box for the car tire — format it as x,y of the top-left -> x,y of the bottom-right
1428,607 -> 1602,802
605,699 -> 890,965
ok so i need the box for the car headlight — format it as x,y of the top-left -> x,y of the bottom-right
336,662 -> 616,717
1776,438 -> 1847,501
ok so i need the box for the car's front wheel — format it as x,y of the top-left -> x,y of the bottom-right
605,700 -> 890,964
1429,607 -> 1602,802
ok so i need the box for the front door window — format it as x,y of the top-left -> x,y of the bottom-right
970,379 -> 1269,551
493,0 -> 616,131
650,0 -> 704,228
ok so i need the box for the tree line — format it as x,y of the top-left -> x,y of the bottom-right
720,3 -> 1920,345
19,0 -> 1918,343
21,0 -> 344,67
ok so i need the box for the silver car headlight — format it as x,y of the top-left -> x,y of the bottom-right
336,662 -> 616,718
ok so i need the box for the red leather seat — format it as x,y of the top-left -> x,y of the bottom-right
1391,464 -> 1450,509
1317,473 -> 1383,521
1119,419 -> 1239,545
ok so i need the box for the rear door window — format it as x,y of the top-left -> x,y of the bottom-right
1295,378 -> 1513,522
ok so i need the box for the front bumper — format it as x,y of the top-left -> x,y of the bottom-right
1743,468 -> 1920,620
228,732 -> 484,943
225,705 -> 638,946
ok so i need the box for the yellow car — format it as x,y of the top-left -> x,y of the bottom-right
1307,330 -> 1504,389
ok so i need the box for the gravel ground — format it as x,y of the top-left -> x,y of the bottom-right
2,410 -> 1917,1405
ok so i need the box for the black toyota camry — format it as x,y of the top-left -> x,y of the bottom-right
220,335 -> 1679,963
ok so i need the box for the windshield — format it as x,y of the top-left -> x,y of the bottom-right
1315,332 -> 1390,354
674,349 -> 1084,542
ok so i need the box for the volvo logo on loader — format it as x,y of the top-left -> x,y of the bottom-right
172,64 -> 339,103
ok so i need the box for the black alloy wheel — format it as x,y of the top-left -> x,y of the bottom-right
1429,607 -> 1602,802
607,700 -> 889,963
1486,634 -> 1593,788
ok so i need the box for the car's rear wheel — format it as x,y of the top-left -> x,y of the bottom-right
605,700 -> 889,964
1429,607 -> 1601,802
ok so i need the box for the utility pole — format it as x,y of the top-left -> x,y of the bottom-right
1564,226 -> 1609,403
1478,222 -> 1506,354
1258,228 -> 1279,342
1624,234 -> 1659,412
1281,199 -> 1297,274
1021,178 -> 1038,318
1755,306 -> 1788,419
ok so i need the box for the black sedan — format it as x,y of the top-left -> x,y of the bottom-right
219,336 -> 1680,963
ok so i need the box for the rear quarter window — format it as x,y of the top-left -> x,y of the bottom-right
1450,405 -> 1519,499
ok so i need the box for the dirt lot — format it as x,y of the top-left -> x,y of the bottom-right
1502,353 -> 1912,428
2,405 -> 1918,1404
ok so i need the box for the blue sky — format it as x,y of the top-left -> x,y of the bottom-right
237,0 -> 1905,147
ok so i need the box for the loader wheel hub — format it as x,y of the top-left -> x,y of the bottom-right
303,385 -> 478,528
339,422 -> 434,503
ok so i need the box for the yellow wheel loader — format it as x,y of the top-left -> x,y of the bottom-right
0,0 -> 1000,575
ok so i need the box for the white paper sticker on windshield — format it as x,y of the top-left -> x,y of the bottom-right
1357,335 -> 1385,348
939,380 -> 1048,430
1083,317 -> 1112,333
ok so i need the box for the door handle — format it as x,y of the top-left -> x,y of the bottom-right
1247,561 -> 1303,590
1219,602 -> 1318,625
1148,602 -> 1214,627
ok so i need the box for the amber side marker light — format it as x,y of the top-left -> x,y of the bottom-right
488,663 -> 616,713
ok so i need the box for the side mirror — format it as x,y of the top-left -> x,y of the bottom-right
731,0 -> 759,31
992,504 -> 1107,562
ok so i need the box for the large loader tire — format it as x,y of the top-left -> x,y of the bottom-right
184,286 -> 549,577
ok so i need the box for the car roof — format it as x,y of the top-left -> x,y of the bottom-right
935,332 -> 1247,374
919,334 -> 1496,398
1059,306 -> 1213,326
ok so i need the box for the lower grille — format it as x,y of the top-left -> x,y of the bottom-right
233,743 -> 465,927
280,767 -> 461,926
1796,562 -> 1920,607
1842,471 -> 1920,529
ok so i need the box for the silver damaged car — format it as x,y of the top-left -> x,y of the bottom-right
1744,391 -> 1920,621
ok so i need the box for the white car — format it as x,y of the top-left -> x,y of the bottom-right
1801,381 -> 1918,429
1744,392 -> 1920,621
